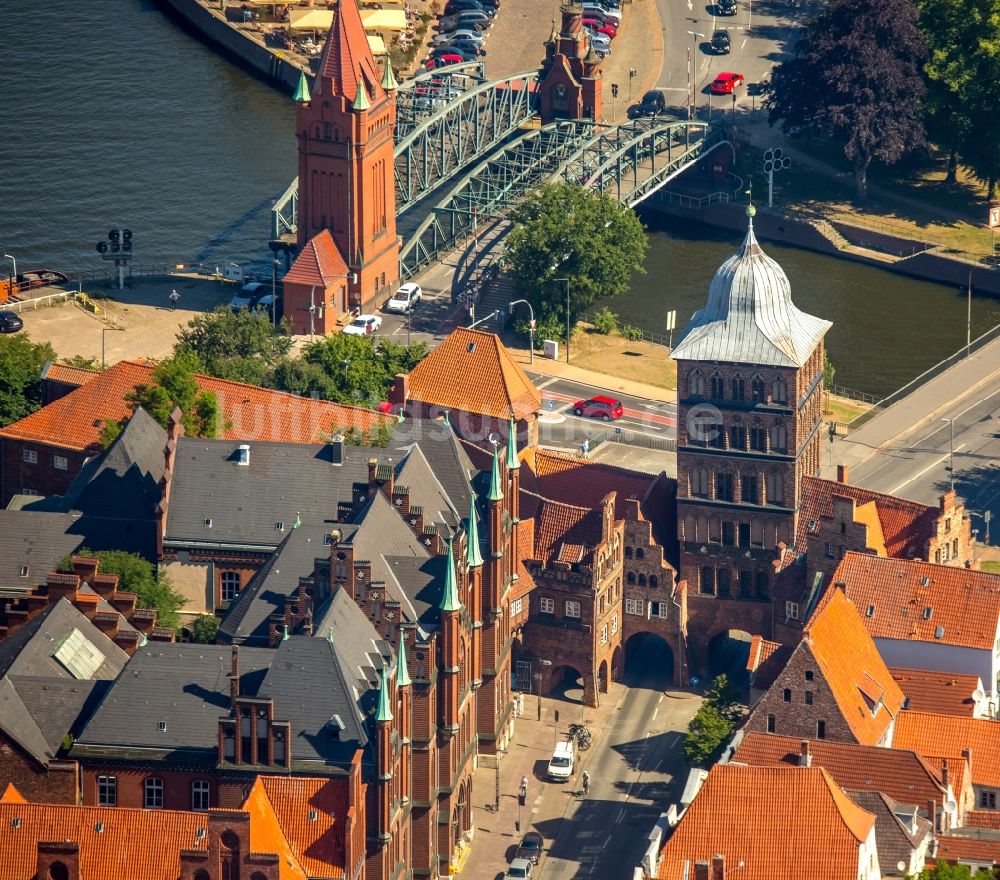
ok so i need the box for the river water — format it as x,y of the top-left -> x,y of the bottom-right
3,0 -> 997,396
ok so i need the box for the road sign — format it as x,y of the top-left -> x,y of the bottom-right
666,309 -> 677,348
989,206 -> 1000,228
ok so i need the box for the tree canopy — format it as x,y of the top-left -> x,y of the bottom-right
504,182 -> 647,334
0,334 -> 56,427
766,0 -> 927,200
122,351 -> 222,440
175,307 -> 294,387
683,703 -> 734,767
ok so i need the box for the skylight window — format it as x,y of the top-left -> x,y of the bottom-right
53,628 -> 106,680
923,607 -> 933,620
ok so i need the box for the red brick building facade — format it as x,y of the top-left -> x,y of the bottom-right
537,2 -> 603,122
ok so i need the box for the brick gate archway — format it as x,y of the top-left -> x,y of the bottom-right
622,631 -> 675,690
705,629 -> 754,690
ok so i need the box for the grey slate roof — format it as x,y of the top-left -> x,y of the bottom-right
395,443 -> 462,534
0,511 -> 84,595
0,598 -> 129,680
348,491 -> 430,586
383,555 -> 448,628
74,643 -> 276,752
218,524 -> 331,645
671,214 -> 831,367
846,790 -> 931,876
163,438 -> 371,549
389,430 -> 476,526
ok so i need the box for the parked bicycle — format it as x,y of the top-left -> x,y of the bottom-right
569,722 -> 592,750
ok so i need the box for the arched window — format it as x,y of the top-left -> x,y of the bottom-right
144,776 -> 164,809
700,566 -> 714,595
756,571 -> 770,599
627,572 -> 636,585
751,375 -> 766,403
721,522 -> 735,546
689,370 -> 706,397
710,373 -> 725,400
729,422 -> 747,450
323,122 -> 332,140
716,471 -> 734,502
708,416 -> 726,449
625,546 -> 633,559
635,548 -> 645,559
731,375 -> 745,401
691,466 -> 709,497
772,376 -> 788,404
741,471 -> 758,504
766,471 -> 784,506
769,423 -> 787,453
194,872 -> 211,880
638,574 -> 647,587
650,575 -> 659,588
47,865 -> 69,880
749,422 -> 766,451
717,568 -> 731,597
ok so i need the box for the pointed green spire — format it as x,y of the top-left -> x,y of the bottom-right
443,410 -> 450,426
293,70 -> 311,103
488,447 -> 504,502
375,669 -> 393,722
293,511 -> 301,529
282,625 -> 289,642
506,418 -> 519,470
139,633 -> 148,648
352,78 -> 371,112
327,627 -> 334,644
440,537 -> 462,612
381,61 -> 398,92
465,495 -> 484,568
396,631 -> 411,687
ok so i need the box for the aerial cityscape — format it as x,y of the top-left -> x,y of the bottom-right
1,0 -> 999,877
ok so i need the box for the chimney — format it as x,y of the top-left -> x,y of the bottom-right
836,464 -> 848,484
927,799 -> 938,833
330,434 -> 344,466
799,740 -> 812,767
230,645 -> 240,700
368,457 -> 378,487
693,861 -> 709,880
962,747 -> 972,780
711,854 -> 725,880
236,444 -> 250,466
941,758 -> 949,789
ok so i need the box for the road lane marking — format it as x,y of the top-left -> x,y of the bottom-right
657,694 -> 664,705
889,444 -> 966,494
651,707 -> 659,720
740,37 -> 747,49
614,808 -> 625,825
537,377 -> 560,390
912,386 -> 1000,445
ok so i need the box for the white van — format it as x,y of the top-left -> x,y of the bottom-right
547,741 -> 575,781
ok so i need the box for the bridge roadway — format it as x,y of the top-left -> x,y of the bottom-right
271,62 -> 730,281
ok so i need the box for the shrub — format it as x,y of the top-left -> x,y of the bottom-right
592,307 -> 619,335
621,324 -> 644,341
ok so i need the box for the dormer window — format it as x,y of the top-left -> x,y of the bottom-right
923,607 -> 933,620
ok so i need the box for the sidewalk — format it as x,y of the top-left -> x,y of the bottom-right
821,333 -> 1000,479
460,683 -> 629,878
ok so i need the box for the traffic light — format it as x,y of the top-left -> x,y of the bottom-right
122,229 -> 133,252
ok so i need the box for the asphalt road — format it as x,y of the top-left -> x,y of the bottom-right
534,636 -> 700,880
849,385 -> 1000,545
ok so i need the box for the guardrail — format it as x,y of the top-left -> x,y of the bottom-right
828,384 -> 880,405
848,319 -> 1000,429
3,291 -> 73,313
590,426 -> 676,453
649,189 -> 731,210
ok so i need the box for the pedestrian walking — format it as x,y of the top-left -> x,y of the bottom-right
580,437 -> 590,458
168,289 -> 180,311
582,770 -> 591,796
519,776 -> 528,805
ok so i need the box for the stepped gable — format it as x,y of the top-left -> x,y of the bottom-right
402,328 -> 541,421
284,228 -> 349,287
671,208 -> 831,367
833,552 -> 1000,651
315,0 -> 383,103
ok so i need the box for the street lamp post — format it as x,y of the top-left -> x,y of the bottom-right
553,278 -> 570,363
494,747 -> 506,812
3,254 -> 16,293
686,32 -> 704,119
535,659 -> 552,721
942,417 -> 955,491
627,67 -> 637,105
509,299 -> 536,364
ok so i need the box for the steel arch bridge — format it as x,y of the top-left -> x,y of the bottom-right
270,64 -> 539,240
398,118 -> 731,280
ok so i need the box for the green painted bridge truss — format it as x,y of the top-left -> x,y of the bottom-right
398,117 -> 731,280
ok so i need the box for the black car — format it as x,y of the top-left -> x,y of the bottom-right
718,0 -> 737,14
432,45 -> 478,61
710,29 -> 731,53
0,310 -> 24,333
441,38 -> 486,55
445,0 -> 495,16
637,89 -> 666,116
514,831 -> 544,865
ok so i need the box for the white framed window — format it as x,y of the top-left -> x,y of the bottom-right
192,780 -> 210,811
652,602 -> 670,619
53,455 -> 68,470
539,597 -> 554,614
21,488 -> 37,496
565,600 -> 581,619
600,624 -> 608,645
97,775 -> 117,806
144,777 -> 164,809
980,791 -> 997,810
611,614 -> 618,635
785,601 -> 799,621
625,598 -> 643,616
22,449 -> 37,464
510,597 -> 523,615
220,571 -> 241,603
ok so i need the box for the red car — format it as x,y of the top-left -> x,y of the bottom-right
426,54 -> 464,69
710,71 -> 744,95
572,396 -> 624,420
583,18 -> 617,37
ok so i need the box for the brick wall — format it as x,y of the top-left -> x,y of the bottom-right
80,764 -> 218,812
1,438 -> 88,506
0,739 -> 78,804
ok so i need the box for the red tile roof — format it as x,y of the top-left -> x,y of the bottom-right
42,362 -> 101,388
894,711 -> 1000,788
798,475 -> 938,558
0,360 -> 391,452
834,553 -> 1000,651
965,810 -> 1000,830
731,732 -> 947,808
531,495 -> 603,562
804,588 -> 905,745
284,228 -> 349,287
402,328 -> 541,421
934,835 -> 1000,865
746,636 -> 792,691
250,778 -> 345,879
891,667 -> 982,716
316,0 -> 384,103
656,764 -> 874,880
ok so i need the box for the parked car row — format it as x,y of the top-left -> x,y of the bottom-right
581,0 -> 622,59
426,0 -> 498,69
